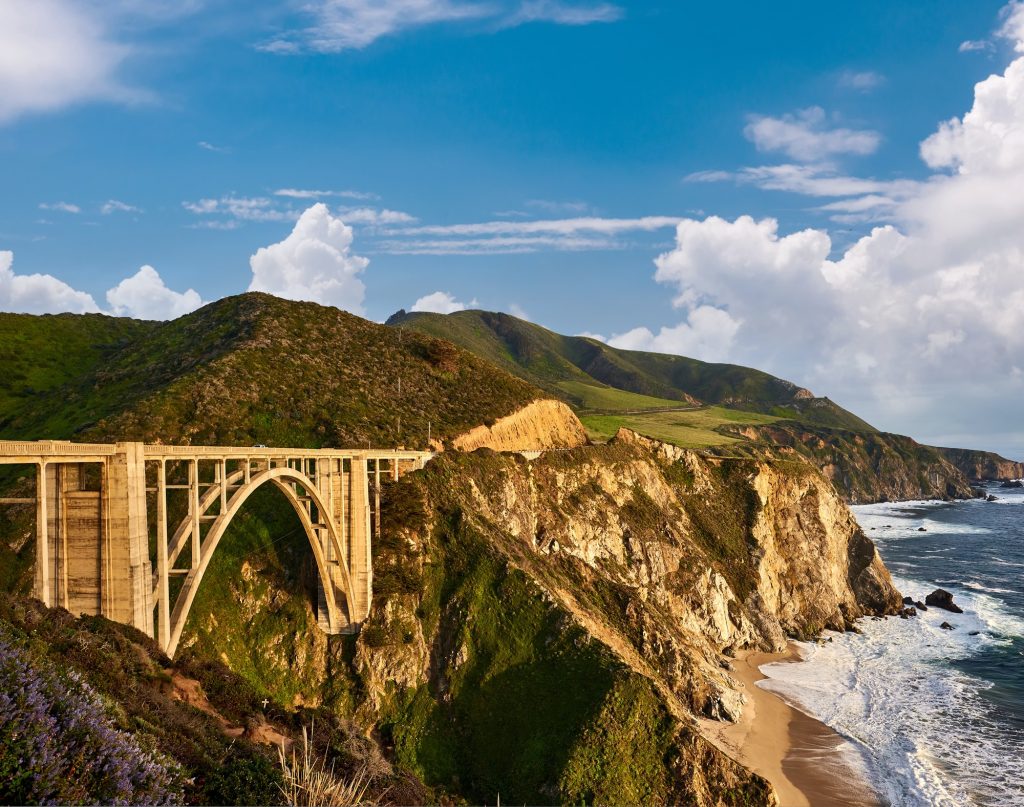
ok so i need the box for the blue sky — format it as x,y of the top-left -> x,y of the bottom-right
3,0 -> 1024,457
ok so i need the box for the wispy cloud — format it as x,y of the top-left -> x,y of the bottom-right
183,195 -> 416,229
101,199 -> 142,215
744,106 -> 881,162
376,215 -> 680,254
837,69 -> 885,92
39,201 -> 81,214
502,0 -> 622,27
377,234 -> 623,254
197,140 -> 230,153
259,0 -> 621,53
959,39 -> 992,53
687,164 -> 921,224
183,195 -> 295,223
274,187 -> 379,201
392,215 -> 681,237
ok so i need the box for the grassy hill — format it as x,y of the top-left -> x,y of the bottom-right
386,308 -> 874,433
0,294 -> 541,448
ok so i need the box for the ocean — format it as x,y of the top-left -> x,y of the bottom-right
758,482 -> 1024,807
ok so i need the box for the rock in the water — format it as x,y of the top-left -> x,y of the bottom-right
914,601 -> 928,611
899,607 -> 917,619
903,596 -> 915,605
918,526 -> 928,531
940,621 -> 955,630
925,588 -> 964,613
969,631 -> 981,636
987,495 -> 999,502
999,479 -> 1023,488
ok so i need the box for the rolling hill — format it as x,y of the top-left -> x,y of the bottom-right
0,294 -> 542,448
386,308 -> 875,432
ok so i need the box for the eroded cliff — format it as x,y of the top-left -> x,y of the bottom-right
353,430 -> 901,804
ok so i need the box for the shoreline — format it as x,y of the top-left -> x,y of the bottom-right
698,643 -> 878,807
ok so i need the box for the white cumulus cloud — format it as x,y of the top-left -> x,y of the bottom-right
248,203 -> 369,313
411,290 -> 474,313
609,306 -> 740,363
105,265 -> 203,320
0,250 -> 99,314
621,7 -> 1024,451
744,107 -> 881,162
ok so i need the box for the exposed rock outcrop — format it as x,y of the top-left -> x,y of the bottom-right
451,398 -> 588,452
355,430 -> 900,804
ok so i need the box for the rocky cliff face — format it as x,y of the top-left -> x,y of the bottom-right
726,423 -> 976,503
352,430 -> 900,804
934,446 -> 1024,482
450,398 -> 588,452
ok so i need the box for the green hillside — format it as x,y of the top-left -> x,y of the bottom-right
0,312 -> 155,429
0,294 -> 541,448
386,308 -> 874,432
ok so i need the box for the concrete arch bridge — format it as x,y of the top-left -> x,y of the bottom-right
0,441 -> 431,657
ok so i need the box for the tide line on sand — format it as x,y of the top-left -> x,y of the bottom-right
698,643 -> 879,807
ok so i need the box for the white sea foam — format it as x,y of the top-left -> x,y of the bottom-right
757,574 -> 1024,806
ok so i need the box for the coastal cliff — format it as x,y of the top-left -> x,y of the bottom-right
724,423 -> 976,504
349,431 -> 900,803
933,446 -> 1024,482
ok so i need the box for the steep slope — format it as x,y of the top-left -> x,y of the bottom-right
933,446 -> 1024,482
0,592 -> 426,805
350,434 -> 900,804
0,294 -> 542,448
386,308 -> 873,431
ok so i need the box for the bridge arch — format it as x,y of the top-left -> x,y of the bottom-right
165,466 -> 356,658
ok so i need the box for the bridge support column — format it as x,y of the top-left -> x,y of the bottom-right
348,457 -> 372,624
102,443 -> 153,635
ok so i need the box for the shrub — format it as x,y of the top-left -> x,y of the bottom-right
204,746 -> 285,806
0,630 -> 184,805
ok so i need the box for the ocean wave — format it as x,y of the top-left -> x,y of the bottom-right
758,574 -> 1024,806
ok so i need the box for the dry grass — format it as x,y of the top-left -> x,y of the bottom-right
278,726 -> 375,807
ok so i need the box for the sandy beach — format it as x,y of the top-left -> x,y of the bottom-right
699,643 -> 879,807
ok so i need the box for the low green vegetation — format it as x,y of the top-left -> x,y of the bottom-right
556,380 -> 685,411
0,312 -> 153,431
376,506 -> 690,805
581,405 -> 780,449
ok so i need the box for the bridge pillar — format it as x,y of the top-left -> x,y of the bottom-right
348,457 -> 372,625
33,443 -> 152,636
102,443 -> 153,634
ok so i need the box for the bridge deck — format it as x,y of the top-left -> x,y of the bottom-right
0,440 -> 433,464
